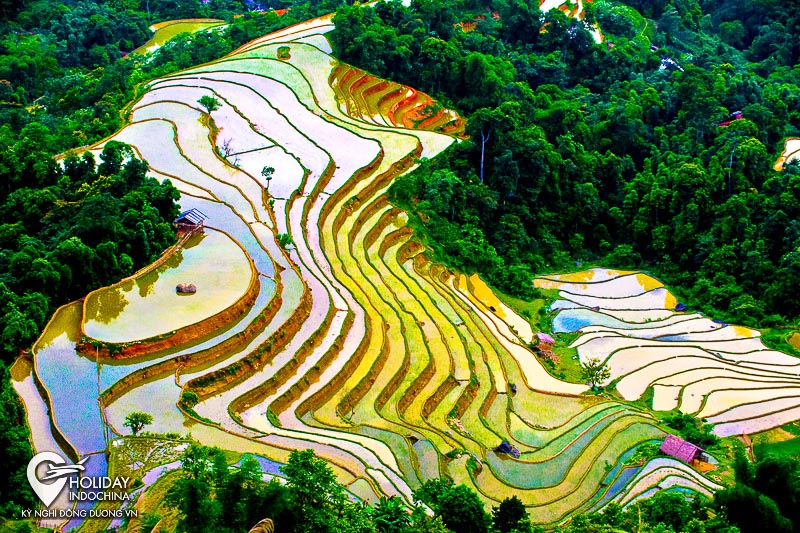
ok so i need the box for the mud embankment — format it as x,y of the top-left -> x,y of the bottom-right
228,301 -> 341,414
184,289 -> 314,400
333,320 -> 380,418
398,240 -> 425,264
397,349 -> 436,416
452,378 -> 480,419
272,310 -> 356,416
422,374 -> 459,419
13,354 -> 81,463
295,311 -> 361,418
376,340 -> 410,412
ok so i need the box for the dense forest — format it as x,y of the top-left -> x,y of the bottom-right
104,443 -> 800,533
0,141 -> 180,514
330,0 -> 799,330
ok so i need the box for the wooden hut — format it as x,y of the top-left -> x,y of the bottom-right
660,434 -> 703,464
536,332 -> 555,346
495,441 -> 521,458
174,208 -> 208,236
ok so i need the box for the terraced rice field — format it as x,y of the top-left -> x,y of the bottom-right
131,19 -> 227,56
538,0 -> 604,43
83,229 -> 254,343
538,269 -> 800,437
16,16 -> 726,530
774,137 -> 800,171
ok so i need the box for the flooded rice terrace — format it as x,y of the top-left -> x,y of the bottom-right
83,229 -> 252,343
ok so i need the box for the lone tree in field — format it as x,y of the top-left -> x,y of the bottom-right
124,411 -> 153,435
580,357 -> 611,390
198,95 -> 221,113
261,166 -> 275,190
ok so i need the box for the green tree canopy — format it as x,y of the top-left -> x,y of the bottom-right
123,411 -> 153,435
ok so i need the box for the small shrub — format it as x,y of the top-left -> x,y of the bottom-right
106,342 -> 122,356
663,412 -> 719,447
445,449 -> 462,459
626,443 -> 661,466
267,409 -> 281,427
278,232 -> 294,249
139,512 -> 162,533
180,391 -> 199,409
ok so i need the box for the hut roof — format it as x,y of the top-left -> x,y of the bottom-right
175,208 -> 208,225
536,332 -> 555,345
495,441 -> 521,458
660,434 -> 702,463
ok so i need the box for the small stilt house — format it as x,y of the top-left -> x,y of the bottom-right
495,441 -> 521,459
174,208 -> 208,236
534,332 -> 558,364
660,434 -> 704,464
536,332 -> 555,346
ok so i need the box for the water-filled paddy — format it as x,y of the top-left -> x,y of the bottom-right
490,415 -> 655,489
235,454 -> 285,476
412,439 -> 441,481
132,19 -> 226,56
603,464 -> 641,497
83,229 -> 253,343
34,302 -> 108,455
509,404 -> 627,448
544,268 -> 800,435
536,268 -> 634,286
10,358 -> 75,522
554,308 -> 635,333
10,358 -> 64,453
469,274 -> 534,343
790,332 -> 800,350
348,477 -> 379,503
552,273 -> 663,299
774,137 -> 800,171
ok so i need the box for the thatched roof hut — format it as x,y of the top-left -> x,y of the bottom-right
660,434 -> 703,463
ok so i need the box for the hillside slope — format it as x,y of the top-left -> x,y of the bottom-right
14,13 -> 721,530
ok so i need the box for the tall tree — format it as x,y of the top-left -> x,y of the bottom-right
282,449 -> 348,533
492,496 -> 532,533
